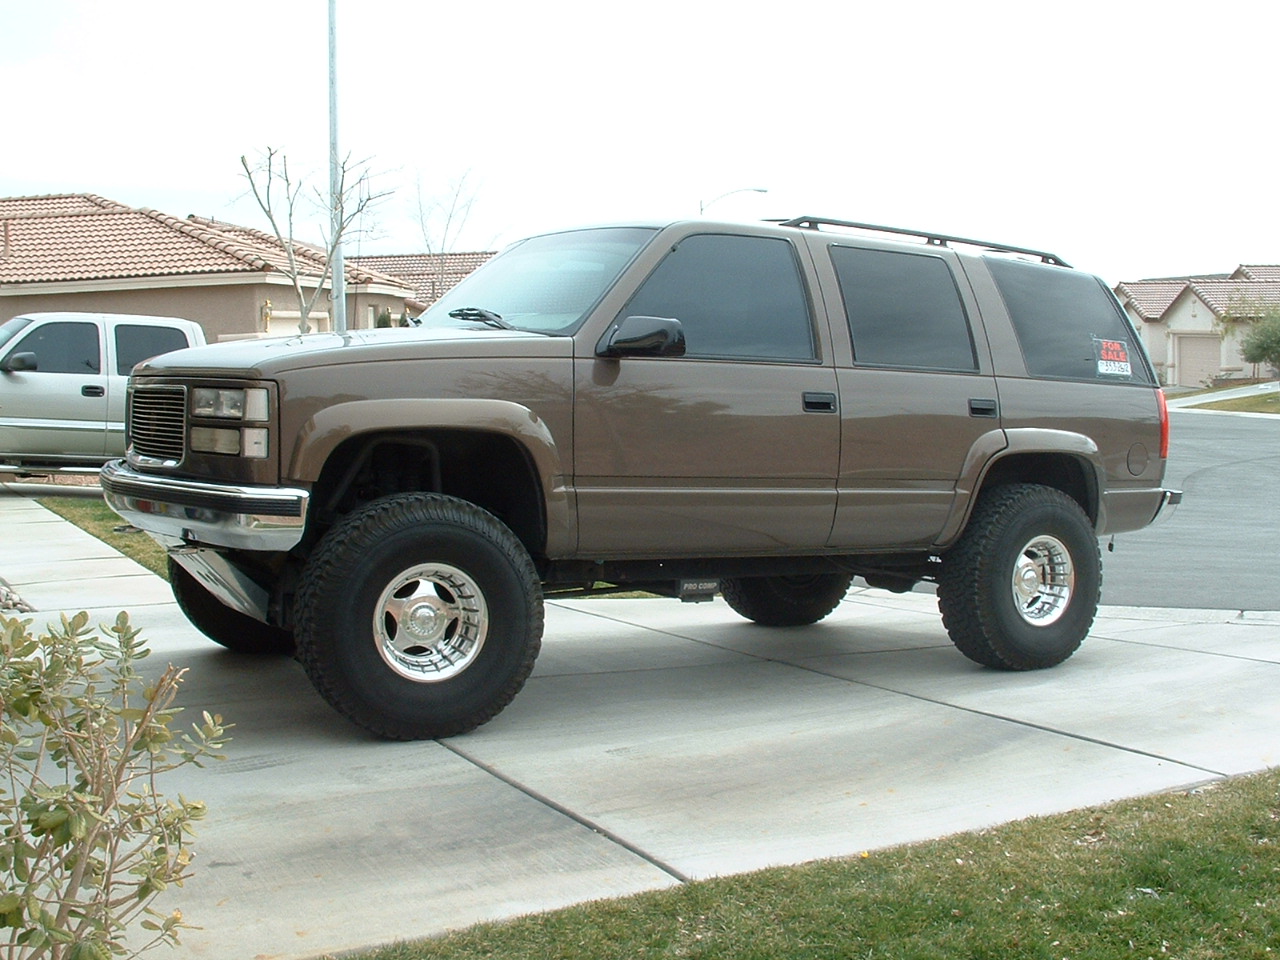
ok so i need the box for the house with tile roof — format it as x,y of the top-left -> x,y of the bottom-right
1114,265 -> 1280,386
0,193 -> 414,340
350,251 -> 496,311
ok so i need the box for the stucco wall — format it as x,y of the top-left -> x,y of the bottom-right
1,280 -> 410,341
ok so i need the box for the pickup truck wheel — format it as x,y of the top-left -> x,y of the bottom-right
722,573 -> 853,626
168,558 -> 295,655
938,484 -> 1100,670
294,494 -> 543,740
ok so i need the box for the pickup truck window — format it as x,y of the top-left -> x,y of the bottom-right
986,256 -> 1155,385
114,324 -> 192,375
5,320 -> 100,374
621,234 -> 815,361
830,246 -> 977,372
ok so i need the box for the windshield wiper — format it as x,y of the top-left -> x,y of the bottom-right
448,307 -> 513,330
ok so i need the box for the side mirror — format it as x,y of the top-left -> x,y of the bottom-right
1,352 -> 37,373
596,316 -> 687,358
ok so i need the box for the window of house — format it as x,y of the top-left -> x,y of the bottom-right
114,325 -> 190,376
986,256 -> 1154,384
830,245 -> 977,371
8,321 -> 100,374
620,234 -> 815,361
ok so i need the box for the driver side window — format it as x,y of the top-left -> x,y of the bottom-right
620,234 -> 815,361
8,322 -> 101,374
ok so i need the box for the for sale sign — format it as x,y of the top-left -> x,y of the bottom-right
1094,338 -> 1133,378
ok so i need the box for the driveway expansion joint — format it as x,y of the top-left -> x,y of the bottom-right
438,739 -> 692,884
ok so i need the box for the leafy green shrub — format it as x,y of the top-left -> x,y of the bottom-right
0,612 -> 229,959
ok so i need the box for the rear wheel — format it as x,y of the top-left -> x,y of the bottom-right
722,573 -> 853,626
938,484 -> 1100,670
169,558 -> 295,655
294,494 -> 543,740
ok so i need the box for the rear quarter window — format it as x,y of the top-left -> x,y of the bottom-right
115,324 -> 192,375
986,257 -> 1154,385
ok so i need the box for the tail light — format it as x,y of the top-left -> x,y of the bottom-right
1157,389 -> 1170,460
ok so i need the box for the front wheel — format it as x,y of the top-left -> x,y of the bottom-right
937,484 -> 1100,670
294,494 -> 543,740
722,573 -> 853,626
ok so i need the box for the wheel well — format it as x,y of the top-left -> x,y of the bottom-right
306,430 -> 547,559
977,453 -> 1097,523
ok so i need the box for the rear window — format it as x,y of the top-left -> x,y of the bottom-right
115,324 -> 191,375
986,257 -> 1154,385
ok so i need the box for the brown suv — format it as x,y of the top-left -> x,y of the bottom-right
101,216 -> 1181,740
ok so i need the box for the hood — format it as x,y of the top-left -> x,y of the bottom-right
133,324 -> 571,378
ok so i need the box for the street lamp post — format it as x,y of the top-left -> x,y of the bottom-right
699,187 -> 768,215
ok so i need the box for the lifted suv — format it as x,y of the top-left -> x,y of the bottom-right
101,216 -> 1180,739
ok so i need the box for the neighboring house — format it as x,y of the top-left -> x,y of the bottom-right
0,193 -> 414,340
1115,265 -> 1280,386
351,251 -> 495,312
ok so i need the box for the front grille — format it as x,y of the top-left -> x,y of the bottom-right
128,385 -> 186,462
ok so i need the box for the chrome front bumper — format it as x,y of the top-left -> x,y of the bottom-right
100,459 -> 309,552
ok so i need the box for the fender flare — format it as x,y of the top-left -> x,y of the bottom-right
937,428 -> 1104,546
288,398 -> 574,555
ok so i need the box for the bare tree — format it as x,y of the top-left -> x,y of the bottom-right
241,147 -> 390,333
414,170 -> 480,304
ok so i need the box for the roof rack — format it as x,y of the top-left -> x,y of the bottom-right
778,216 -> 1071,267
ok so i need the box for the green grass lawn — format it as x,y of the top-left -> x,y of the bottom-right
36,495 -> 169,578
348,770 -> 1280,960
1191,391 -> 1280,414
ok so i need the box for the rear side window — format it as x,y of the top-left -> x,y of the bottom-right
7,321 -> 101,374
621,234 -> 815,361
115,324 -> 190,375
986,257 -> 1154,385
830,246 -> 977,371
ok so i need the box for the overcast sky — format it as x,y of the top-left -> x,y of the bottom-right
2,0 -> 1275,284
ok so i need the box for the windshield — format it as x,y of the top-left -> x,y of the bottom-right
0,316 -> 34,354
419,227 -> 657,334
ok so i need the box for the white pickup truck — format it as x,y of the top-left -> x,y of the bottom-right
0,311 -> 205,472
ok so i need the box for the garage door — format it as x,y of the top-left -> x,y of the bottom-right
1175,335 -> 1221,387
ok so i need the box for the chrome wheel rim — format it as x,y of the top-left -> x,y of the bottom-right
374,563 -> 487,682
1010,535 -> 1074,626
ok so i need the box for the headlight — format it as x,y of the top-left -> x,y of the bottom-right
192,387 -> 269,421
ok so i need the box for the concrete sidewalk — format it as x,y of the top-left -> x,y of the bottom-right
2,486 -> 1278,960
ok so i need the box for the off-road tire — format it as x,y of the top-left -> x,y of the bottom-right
722,573 -> 853,627
938,483 -> 1100,670
169,557 -> 295,655
294,493 -> 543,740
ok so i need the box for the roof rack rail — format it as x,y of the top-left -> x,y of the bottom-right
778,216 -> 1071,267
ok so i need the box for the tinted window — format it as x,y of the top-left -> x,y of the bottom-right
986,257 -> 1154,384
621,234 -> 814,360
115,324 -> 190,375
830,246 -> 976,371
8,321 -> 100,374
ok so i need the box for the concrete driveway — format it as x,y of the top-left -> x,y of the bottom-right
2,486 -> 1278,960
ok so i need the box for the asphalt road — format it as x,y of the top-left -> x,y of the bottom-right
1101,410 -> 1279,610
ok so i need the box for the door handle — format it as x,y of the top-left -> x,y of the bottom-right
82,385 -> 105,397
803,392 -> 838,413
968,397 -> 998,418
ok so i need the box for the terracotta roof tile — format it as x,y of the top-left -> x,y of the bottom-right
1184,279 -> 1280,316
1233,264 -> 1280,280
1114,280 -> 1187,321
0,193 -> 411,291
351,251 -> 495,307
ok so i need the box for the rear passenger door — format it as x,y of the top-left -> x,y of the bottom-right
816,242 -> 1004,548
106,323 -> 194,456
